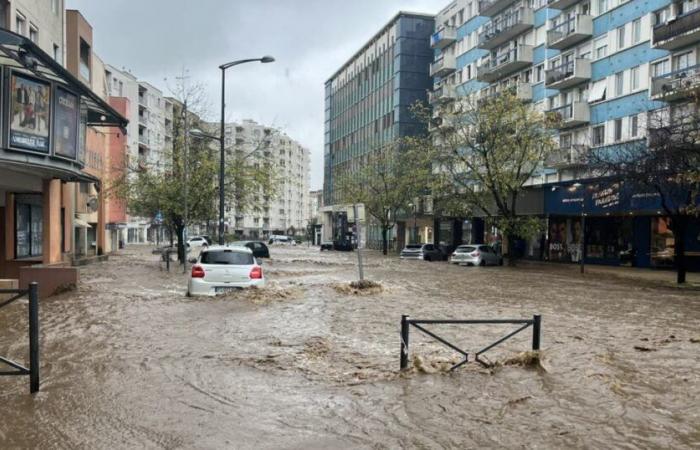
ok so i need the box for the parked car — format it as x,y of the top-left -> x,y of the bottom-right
450,244 -> 503,266
187,246 -> 265,296
320,241 -> 334,251
186,236 -> 209,250
229,240 -> 270,259
268,235 -> 291,245
400,244 -> 443,261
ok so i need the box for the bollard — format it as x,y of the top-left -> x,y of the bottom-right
532,314 -> 541,351
400,315 -> 410,370
28,282 -> 39,393
166,250 -> 170,272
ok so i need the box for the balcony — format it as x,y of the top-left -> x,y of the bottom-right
546,144 -> 588,168
478,7 -> 534,50
479,82 -> 533,104
653,8 -> 700,50
428,84 -> 457,104
650,63 -> 700,101
430,54 -> 457,78
138,95 -> 147,107
431,26 -> 457,49
548,102 -> 590,129
547,15 -> 593,50
545,58 -> 591,90
479,0 -> 518,17
476,45 -> 533,82
547,0 -> 582,10
138,134 -> 150,147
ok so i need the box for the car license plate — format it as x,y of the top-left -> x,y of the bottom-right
215,287 -> 241,294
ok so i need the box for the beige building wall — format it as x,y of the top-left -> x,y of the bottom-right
1,0 -> 65,62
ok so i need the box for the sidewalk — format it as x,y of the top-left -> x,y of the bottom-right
517,259 -> 700,290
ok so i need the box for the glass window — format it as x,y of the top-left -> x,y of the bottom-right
200,250 -> 254,265
617,25 -> 625,49
614,118 -> 623,141
632,19 -> 641,43
630,115 -> 638,137
594,37 -> 607,59
598,0 -> 608,14
15,196 -> 43,258
673,52 -> 692,71
615,71 -> 624,96
592,125 -> 605,145
15,13 -> 25,35
651,59 -> 670,77
631,66 -> 640,90
29,26 -> 37,43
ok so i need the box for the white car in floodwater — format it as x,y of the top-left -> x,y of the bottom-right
187,246 -> 265,296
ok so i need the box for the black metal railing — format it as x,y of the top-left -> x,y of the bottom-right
0,283 -> 39,393
400,314 -> 541,371
546,61 -> 575,84
479,8 -> 530,44
651,63 -> 700,96
654,8 -> 700,44
549,103 -> 574,121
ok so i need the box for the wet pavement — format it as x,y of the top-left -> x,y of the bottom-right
1,245 -> 699,449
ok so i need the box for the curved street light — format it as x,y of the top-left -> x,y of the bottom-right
217,56 -> 275,245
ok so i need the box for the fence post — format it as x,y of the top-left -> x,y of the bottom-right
28,282 -> 39,393
166,250 -> 170,272
400,315 -> 410,370
532,314 -> 541,352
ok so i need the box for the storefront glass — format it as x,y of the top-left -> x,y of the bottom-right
15,194 -> 43,258
548,217 -> 582,262
650,217 -> 675,268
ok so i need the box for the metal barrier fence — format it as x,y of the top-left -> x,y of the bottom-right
0,282 -> 39,393
400,314 -> 541,371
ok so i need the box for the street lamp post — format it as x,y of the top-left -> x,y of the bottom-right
217,56 -> 275,245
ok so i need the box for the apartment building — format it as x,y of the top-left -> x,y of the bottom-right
215,120 -> 310,239
0,0 -> 64,63
323,11 -> 435,250
430,0 -> 700,268
104,66 -> 174,243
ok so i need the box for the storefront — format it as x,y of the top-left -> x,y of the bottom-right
0,29 -> 127,296
545,181 -> 700,269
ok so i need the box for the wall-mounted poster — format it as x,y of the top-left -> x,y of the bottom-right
10,73 -> 50,153
54,87 -> 79,159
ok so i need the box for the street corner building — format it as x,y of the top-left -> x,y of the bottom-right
322,11 -> 436,251
0,4 -> 128,298
423,0 -> 700,269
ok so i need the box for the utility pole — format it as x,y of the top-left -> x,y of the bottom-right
183,100 -> 189,274
353,204 -> 364,281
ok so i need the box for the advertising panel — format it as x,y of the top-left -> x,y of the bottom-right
53,86 -> 79,159
9,73 -> 50,153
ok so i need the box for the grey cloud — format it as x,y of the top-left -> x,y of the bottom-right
66,0 -> 447,189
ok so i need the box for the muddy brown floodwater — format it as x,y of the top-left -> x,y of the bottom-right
1,246 -> 699,448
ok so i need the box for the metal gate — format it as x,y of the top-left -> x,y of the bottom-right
400,314 -> 541,371
0,282 -> 39,393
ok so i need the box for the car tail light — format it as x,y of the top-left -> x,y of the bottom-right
250,266 -> 263,279
191,265 -> 205,278
471,251 -> 481,257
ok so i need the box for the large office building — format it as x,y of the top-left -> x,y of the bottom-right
323,11 -> 435,249
429,0 -> 700,268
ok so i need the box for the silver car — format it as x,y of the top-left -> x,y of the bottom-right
450,244 -> 502,266
187,246 -> 265,296
400,244 -> 443,261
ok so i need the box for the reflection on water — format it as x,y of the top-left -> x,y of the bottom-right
0,246 -> 698,448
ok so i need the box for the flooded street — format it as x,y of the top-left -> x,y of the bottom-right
1,245 -> 699,449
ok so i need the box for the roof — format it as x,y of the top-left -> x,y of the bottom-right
326,11 -> 435,83
0,28 -> 128,130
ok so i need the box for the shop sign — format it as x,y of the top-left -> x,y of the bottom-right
9,73 -> 51,153
53,86 -> 79,159
591,183 -> 620,210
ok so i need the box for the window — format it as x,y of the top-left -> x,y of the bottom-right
29,25 -> 37,43
594,37 -> 608,59
598,0 -> 608,14
632,19 -> 641,44
617,25 -> 625,49
673,52 -> 692,71
651,59 -> 670,77
614,118 -> 623,141
15,195 -> 43,259
590,79 -> 607,102
536,64 -> 544,82
592,125 -> 605,146
654,7 -> 670,26
630,65 -> 640,90
615,71 -> 624,96
15,13 -> 25,35
560,133 -> 572,149
53,44 -> 60,62
79,38 -> 91,80
630,115 -> 638,137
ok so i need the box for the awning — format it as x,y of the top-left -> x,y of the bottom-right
74,218 -> 92,229
0,28 -> 128,131
0,159 -> 101,186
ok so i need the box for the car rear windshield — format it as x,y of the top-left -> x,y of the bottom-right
200,250 -> 254,265
405,245 -> 423,249
455,246 -> 477,253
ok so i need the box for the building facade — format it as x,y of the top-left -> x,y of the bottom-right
215,119 -> 310,239
323,11 -> 435,249
430,0 -> 700,268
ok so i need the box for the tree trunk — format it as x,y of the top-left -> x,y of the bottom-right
168,226 -> 174,248
506,233 -> 517,267
175,224 -> 186,264
382,228 -> 388,256
671,216 -> 688,284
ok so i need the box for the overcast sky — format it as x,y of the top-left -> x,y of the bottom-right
66,0 -> 446,189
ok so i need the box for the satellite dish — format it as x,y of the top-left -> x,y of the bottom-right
87,196 -> 98,212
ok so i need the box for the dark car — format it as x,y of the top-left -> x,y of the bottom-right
229,241 -> 270,259
400,244 -> 443,262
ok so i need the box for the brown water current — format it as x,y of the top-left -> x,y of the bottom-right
0,246 -> 699,448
